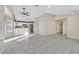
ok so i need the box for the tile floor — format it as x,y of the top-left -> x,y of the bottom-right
2,34 -> 79,54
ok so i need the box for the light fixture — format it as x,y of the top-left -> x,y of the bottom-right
69,10 -> 79,14
18,8 -> 30,16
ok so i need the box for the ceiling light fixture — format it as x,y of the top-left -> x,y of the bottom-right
69,10 -> 79,14
18,8 -> 30,17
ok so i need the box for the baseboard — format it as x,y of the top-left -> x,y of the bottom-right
67,35 -> 79,40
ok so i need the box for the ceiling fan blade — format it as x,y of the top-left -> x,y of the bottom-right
27,14 -> 30,16
25,14 -> 30,16
18,11 -> 23,14
25,12 -> 28,14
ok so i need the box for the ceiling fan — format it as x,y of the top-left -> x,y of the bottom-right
18,8 -> 30,16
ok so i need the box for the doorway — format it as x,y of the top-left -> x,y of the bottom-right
56,20 -> 66,35
60,21 -> 63,34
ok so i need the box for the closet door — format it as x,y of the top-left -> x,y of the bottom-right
48,20 -> 53,34
39,19 -> 46,35
48,20 -> 57,35
43,19 -> 49,35
39,19 -> 57,35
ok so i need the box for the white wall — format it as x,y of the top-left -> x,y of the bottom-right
0,6 -> 4,53
67,14 -> 79,39
63,20 -> 67,35
34,18 -> 39,35
0,6 -> 4,40
5,6 -> 14,39
5,6 -> 14,18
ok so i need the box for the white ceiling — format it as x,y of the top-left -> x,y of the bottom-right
12,5 -> 79,21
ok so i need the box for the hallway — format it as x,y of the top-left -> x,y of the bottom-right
3,34 -> 79,54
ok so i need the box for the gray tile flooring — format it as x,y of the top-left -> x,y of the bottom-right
2,34 -> 79,54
